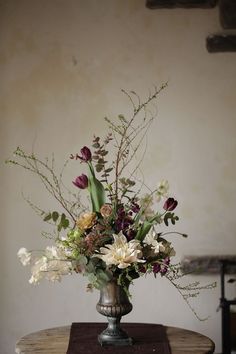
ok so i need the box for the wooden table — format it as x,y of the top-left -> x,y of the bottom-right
15,323 -> 215,354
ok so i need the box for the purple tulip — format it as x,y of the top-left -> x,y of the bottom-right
77,146 -> 92,162
163,197 -> 178,211
73,174 -> 88,189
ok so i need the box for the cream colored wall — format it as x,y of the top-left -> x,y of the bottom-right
1,0 -> 236,353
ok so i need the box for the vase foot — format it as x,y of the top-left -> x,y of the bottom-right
98,332 -> 133,346
98,317 -> 133,346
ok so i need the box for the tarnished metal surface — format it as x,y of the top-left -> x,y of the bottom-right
96,279 -> 133,345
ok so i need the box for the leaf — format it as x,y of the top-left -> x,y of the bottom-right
95,164 -> 103,172
43,213 -> 51,222
61,213 -> 66,222
164,212 -> 172,226
88,162 -> 106,213
118,114 -> 128,123
99,150 -> 108,156
136,221 -> 153,241
52,211 -> 59,222
92,142 -> 100,148
97,158 -> 104,164
62,218 -> 69,229
105,168 -> 113,173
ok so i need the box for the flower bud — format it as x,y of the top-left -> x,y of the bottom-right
78,146 -> 92,162
100,204 -> 113,218
73,174 -> 88,189
163,197 -> 178,211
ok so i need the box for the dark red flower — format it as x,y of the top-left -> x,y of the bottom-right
131,202 -> 140,213
163,197 -> 178,211
164,257 -> 170,266
125,229 -> 136,241
77,146 -> 92,162
152,263 -> 161,274
139,265 -> 147,273
73,174 -> 88,189
160,267 -> 168,276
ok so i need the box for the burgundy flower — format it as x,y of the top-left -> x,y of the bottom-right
125,229 -> 136,241
163,197 -> 178,211
73,174 -> 88,189
114,207 -> 133,233
152,263 -> 161,274
77,146 -> 92,162
160,267 -> 168,276
164,257 -> 170,266
139,265 -> 147,274
131,202 -> 140,213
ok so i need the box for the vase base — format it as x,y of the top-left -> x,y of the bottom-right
98,334 -> 133,346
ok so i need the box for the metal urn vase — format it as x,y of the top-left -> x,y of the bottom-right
96,278 -> 133,346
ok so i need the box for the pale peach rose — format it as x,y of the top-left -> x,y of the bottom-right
100,204 -> 113,218
77,212 -> 96,231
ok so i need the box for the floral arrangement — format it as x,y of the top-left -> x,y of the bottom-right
7,85 -> 215,310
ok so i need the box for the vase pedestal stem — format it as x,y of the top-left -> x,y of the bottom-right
96,278 -> 133,346
98,316 -> 133,346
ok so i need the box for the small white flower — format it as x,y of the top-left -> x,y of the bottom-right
29,254 -> 72,284
45,271 -> 62,282
156,180 -> 169,202
96,232 -> 144,269
45,246 -> 59,258
143,232 -> 165,254
139,194 -> 155,220
17,247 -> 31,266
46,244 -> 72,259
29,257 -> 48,284
29,275 -> 41,284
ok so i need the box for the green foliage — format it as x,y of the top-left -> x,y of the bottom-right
164,212 -> 179,226
84,259 -> 112,289
92,134 -> 112,177
87,162 -> 106,212
43,211 -> 70,232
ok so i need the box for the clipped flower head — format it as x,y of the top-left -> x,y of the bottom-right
100,204 -> 113,218
96,232 -> 144,269
17,247 -> 31,266
156,179 -> 169,202
76,212 -> 96,231
73,174 -> 88,189
78,146 -> 92,162
163,197 -> 178,211
143,232 -> 165,254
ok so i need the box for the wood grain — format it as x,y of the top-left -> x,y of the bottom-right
15,324 -> 215,354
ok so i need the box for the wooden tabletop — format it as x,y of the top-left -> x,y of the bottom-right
15,324 -> 215,354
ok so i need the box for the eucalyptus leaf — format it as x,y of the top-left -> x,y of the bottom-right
88,162 -> 105,212
62,218 -> 69,229
43,213 -> 51,222
52,211 -> 59,222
